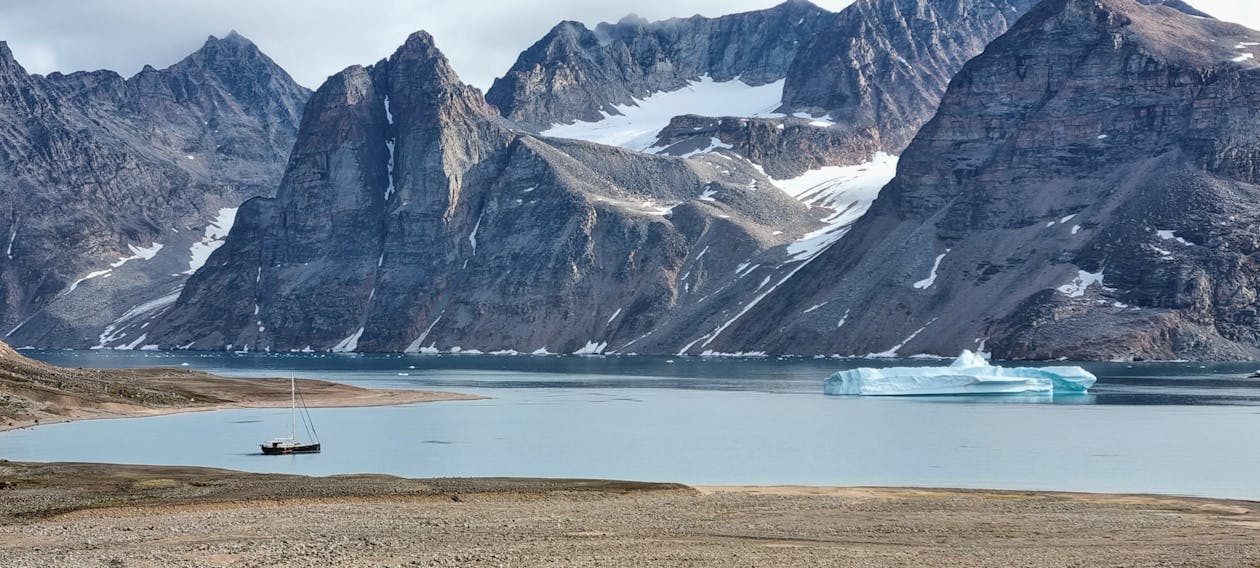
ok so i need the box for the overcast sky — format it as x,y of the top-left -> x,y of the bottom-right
1,0 -> 1257,91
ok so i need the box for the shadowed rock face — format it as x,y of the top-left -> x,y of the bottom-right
143,32 -> 821,354
0,32 -> 310,348
700,0 -> 1260,361
755,0 -> 1040,174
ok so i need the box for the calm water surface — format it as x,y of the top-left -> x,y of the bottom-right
4,351 -> 1260,500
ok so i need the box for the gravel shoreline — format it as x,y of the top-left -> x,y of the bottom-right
0,340 -> 481,433
2,461 -> 1257,567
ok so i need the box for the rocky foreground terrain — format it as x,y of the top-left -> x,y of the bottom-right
0,461 -> 1256,567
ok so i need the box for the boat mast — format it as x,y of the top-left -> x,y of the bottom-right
290,376 -> 296,440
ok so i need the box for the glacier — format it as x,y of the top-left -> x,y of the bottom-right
824,351 -> 1096,396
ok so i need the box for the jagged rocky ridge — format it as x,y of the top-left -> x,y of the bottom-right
491,0 -> 1039,178
0,32 -> 309,348
140,32 -> 823,353
486,0 -> 830,132
697,0 -> 1260,360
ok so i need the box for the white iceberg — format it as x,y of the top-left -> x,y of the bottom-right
824,350 -> 1096,396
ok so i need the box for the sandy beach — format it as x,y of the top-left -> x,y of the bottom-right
1,461 -> 1257,567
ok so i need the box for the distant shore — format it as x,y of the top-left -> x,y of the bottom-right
0,340 -> 482,433
0,461 -> 1255,567
0,379 -> 482,433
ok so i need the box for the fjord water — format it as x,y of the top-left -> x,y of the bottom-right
5,351 -> 1260,500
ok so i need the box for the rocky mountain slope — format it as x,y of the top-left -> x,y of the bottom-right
697,0 -> 1260,360
491,0 -> 1039,179
0,32 -> 309,348
138,32 -> 823,353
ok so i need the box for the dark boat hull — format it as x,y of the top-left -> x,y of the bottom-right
260,443 -> 321,455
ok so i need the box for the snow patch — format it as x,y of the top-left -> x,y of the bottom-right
678,137 -> 733,159
687,257 -> 821,354
573,341 -> 608,355
5,223 -> 16,258
117,333 -> 149,351
66,269 -> 114,294
778,153 -> 899,262
384,140 -> 396,201
641,202 -> 677,216
94,291 -> 181,349
111,242 -> 163,268
331,328 -> 365,353
867,320 -> 936,358
1057,270 -> 1105,298
468,212 -> 483,254
66,243 -> 164,294
541,77 -> 785,150
1156,230 -> 1191,246
912,250 -> 949,290
185,208 -> 238,274
699,350 -> 768,358
404,316 -> 443,354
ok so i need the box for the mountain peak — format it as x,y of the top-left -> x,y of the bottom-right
201,30 -> 256,51
615,14 -> 649,26
384,29 -> 495,123
545,20 -> 595,42
389,30 -> 464,85
1136,0 -> 1213,19
398,30 -> 438,54
0,40 -> 28,76
773,0 -> 824,12
1016,0 -> 1255,69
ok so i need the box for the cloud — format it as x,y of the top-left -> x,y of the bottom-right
0,0 -> 1254,91
0,0 -> 852,89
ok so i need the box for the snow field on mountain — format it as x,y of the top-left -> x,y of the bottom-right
541,77 -> 786,150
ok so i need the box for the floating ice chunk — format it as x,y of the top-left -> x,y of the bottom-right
824,350 -> 1096,396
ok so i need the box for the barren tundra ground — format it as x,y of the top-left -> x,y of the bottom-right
1,462 -> 1258,567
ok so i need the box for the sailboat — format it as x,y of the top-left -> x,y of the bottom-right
260,377 -> 321,455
